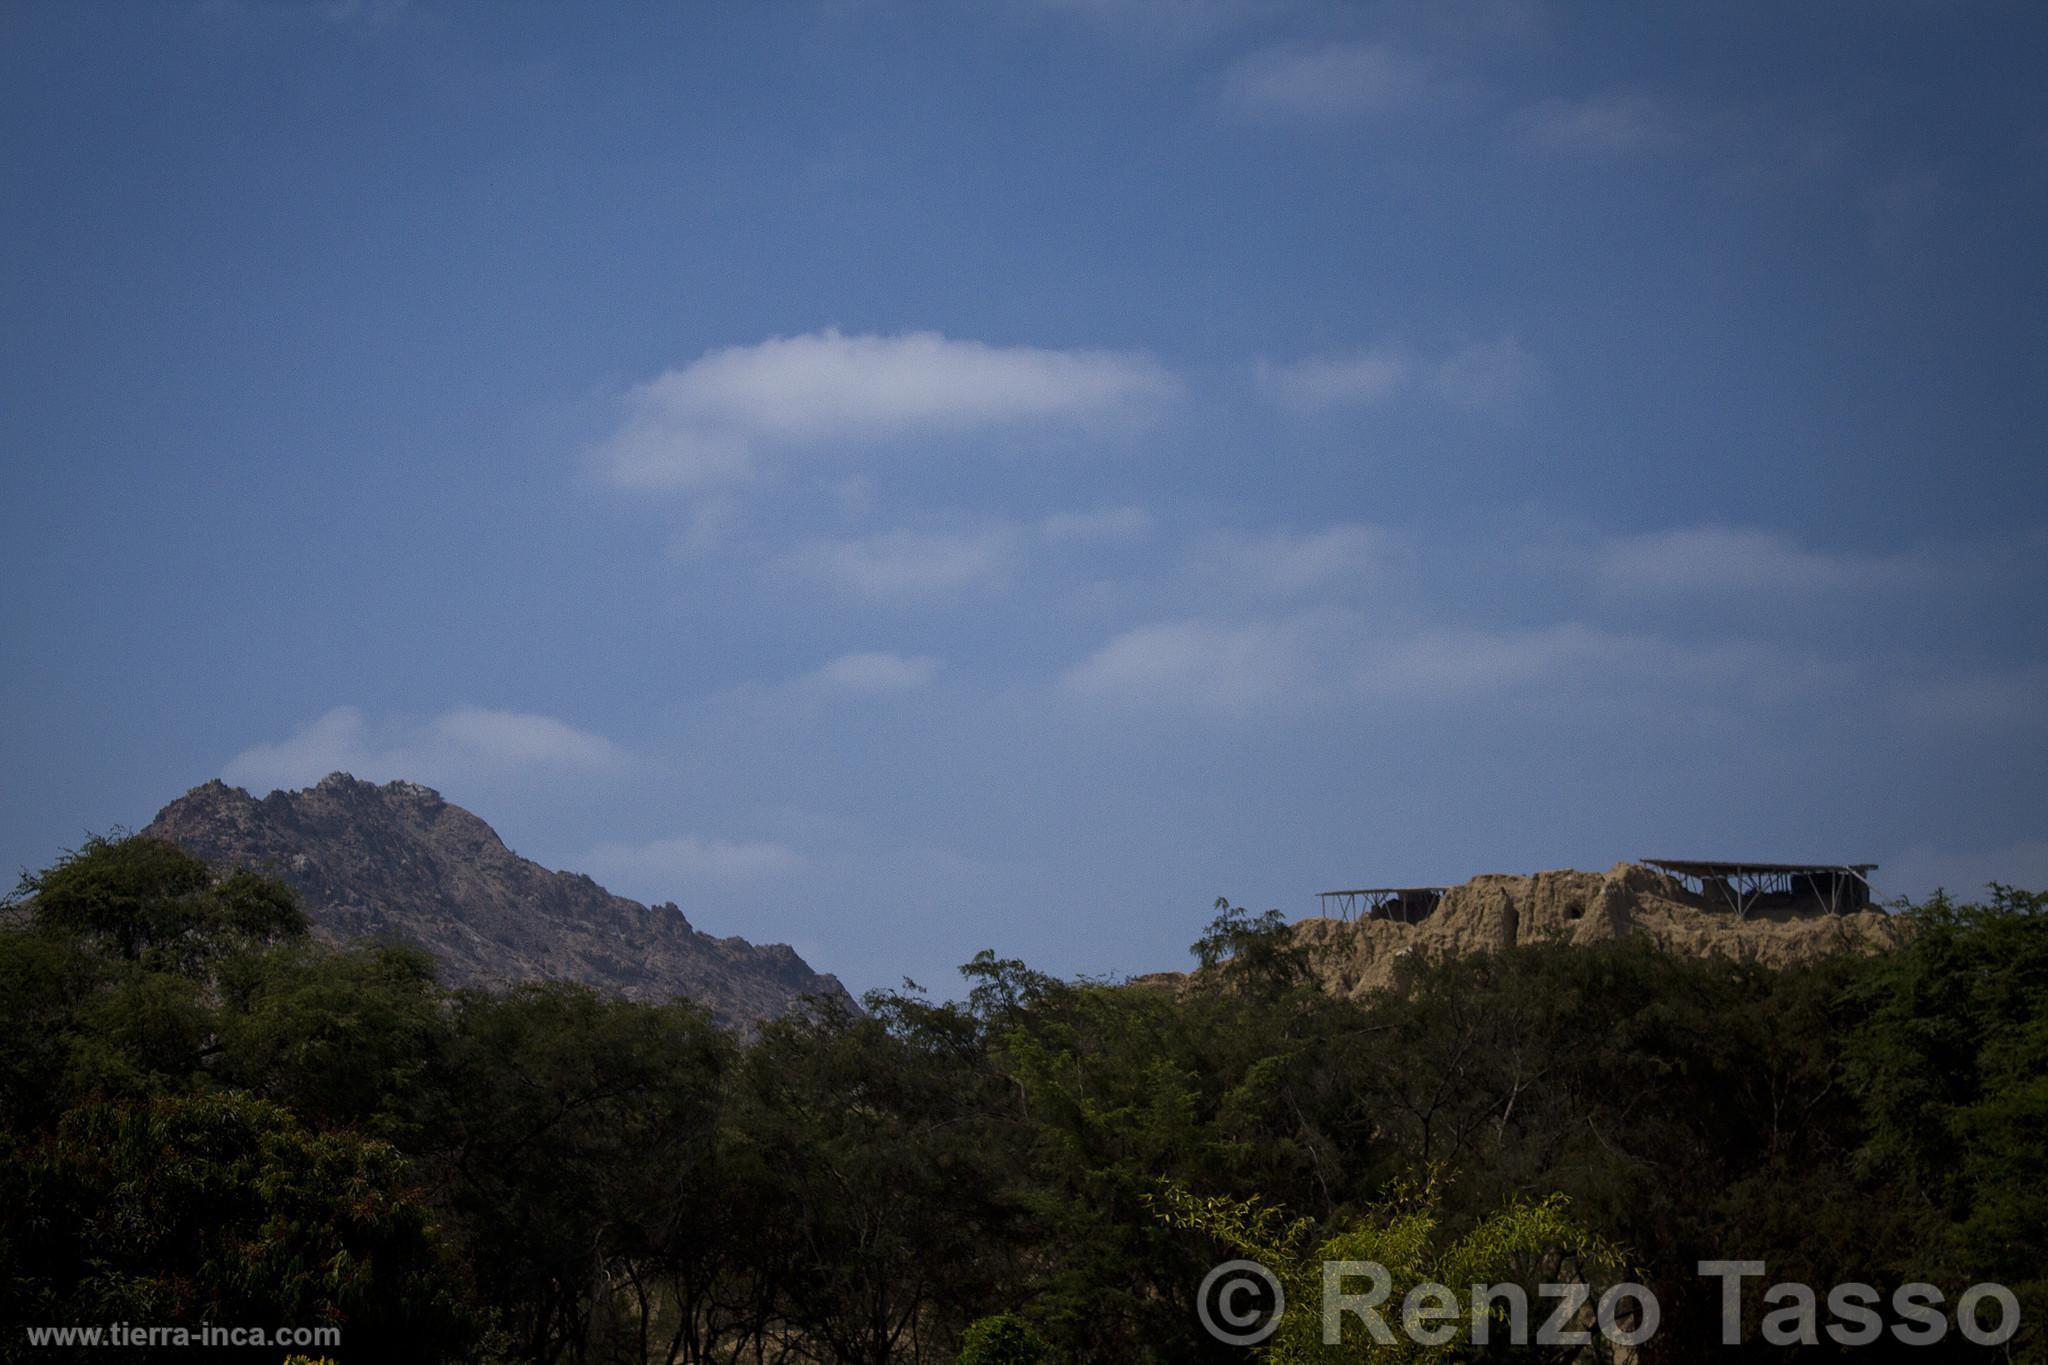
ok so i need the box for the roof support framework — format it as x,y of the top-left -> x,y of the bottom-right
1315,887 -> 1447,924
1642,860 -> 1877,918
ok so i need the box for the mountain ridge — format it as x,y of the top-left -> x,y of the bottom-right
141,773 -> 852,1028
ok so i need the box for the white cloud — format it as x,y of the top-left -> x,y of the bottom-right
1356,623 -> 1656,698
1260,337 -> 1532,410
809,651 -> 940,693
602,419 -> 754,492
1353,623 -> 1822,703
773,526 -> 1022,601
583,834 -> 806,891
1060,613 -> 1342,712
1192,524 -> 1396,596
596,329 -> 1176,491
1039,506 -> 1152,542
1595,526 -> 1913,596
1061,610 -> 1825,716
223,705 -> 626,794
770,510 -> 1150,605
430,708 -> 623,770
1224,41 -> 1437,119
1518,92 -> 1674,154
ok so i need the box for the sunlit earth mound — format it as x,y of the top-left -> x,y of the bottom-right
1291,863 -> 1908,999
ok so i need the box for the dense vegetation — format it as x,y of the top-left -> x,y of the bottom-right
1,837 -> 2042,1362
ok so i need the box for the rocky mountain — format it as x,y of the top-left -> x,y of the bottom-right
142,773 -> 851,1029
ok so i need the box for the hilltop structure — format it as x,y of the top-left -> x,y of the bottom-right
1288,861 -> 1905,1001
1320,859 -> 1878,924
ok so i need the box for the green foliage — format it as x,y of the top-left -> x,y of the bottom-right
0,1091 -> 490,1364
1152,1168 -> 1625,1362
957,1311 -> 1053,1365
59,956 -> 216,1102
726,989 -> 1025,1364
213,940 -> 445,1139
412,982 -> 733,1364
1192,896 -> 1312,998
961,948 -> 1062,1025
0,921 -> 114,1128
2,829 -> 2041,1364
1841,885 -> 2048,1348
11,833 -> 305,971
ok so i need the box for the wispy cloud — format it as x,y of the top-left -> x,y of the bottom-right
669,492 -> 745,559
1061,611 -> 1830,716
805,651 -> 941,694
1257,349 -> 1409,409
1060,612 -> 1346,712
1430,336 -> 1535,405
1349,622 -> 1786,700
1517,91 -> 1675,154
1259,337 -> 1534,410
223,705 -> 627,794
772,525 -> 1023,601
596,329 -> 1175,492
1190,524 -> 1398,596
1594,525 -> 1919,596
1223,40 -> 1438,119
769,508 -> 1153,604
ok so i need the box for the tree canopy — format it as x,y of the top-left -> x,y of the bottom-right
1,836 -> 2041,1362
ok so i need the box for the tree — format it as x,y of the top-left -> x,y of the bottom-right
1842,886 -> 2048,1351
9,833 -> 304,972
727,989 -> 1024,1364
958,1312 -> 1053,1365
2,836 -> 317,1120
0,1091 -> 495,1365
1151,1168 -> 1626,1362
411,983 -> 733,1365
0,917 -> 110,1129
213,940 -> 446,1141
1192,898 -> 1311,1000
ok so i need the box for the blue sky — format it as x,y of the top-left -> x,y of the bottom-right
5,0 -> 2045,997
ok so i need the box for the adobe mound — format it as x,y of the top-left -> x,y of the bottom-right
1294,862 -> 1906,1000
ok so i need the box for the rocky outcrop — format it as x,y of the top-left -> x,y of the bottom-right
142,774 -> 852,1029
1291,863 -> 1907,1000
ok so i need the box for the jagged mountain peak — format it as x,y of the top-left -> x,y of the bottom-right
143,775 -> 849,1029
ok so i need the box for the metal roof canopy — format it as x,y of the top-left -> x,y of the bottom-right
1642,859 -> 1878,918
1316,887 -> 1449,923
